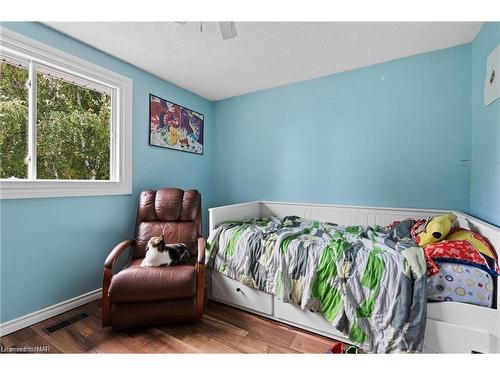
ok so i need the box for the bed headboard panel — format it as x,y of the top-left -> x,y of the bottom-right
210,201 -> 499,248
260,201 -> 447,227
209,200 -> 499,262
208,201 -> 261,233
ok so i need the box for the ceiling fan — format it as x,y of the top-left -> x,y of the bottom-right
176,22 -> 238,40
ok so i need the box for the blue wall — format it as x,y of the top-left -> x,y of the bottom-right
213,44 -> 472,210
470,22 -> 500,227
0,22 -> 215,323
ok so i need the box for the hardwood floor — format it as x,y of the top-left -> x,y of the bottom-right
0,300 -> 341,353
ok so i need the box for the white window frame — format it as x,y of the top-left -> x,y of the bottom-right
0,27 -> 132,199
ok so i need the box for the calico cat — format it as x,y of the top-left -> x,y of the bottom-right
141,235 -> 191,267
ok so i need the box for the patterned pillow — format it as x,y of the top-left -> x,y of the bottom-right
427,261 -> 494,308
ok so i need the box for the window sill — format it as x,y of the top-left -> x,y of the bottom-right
0,180 -> 132,199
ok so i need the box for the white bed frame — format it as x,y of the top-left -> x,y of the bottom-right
207,201 -> 500,353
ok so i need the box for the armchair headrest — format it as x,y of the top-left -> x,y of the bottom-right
138,188 -> 201,223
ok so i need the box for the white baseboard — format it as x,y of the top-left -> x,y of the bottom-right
0,288 -> 102,337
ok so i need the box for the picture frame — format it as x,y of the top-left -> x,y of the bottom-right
149,93 -> 204,155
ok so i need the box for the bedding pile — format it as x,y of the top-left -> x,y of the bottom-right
420,226 -> 498,308
206,216 -> 428,353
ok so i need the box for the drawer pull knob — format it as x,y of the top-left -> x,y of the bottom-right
236,288 -> 241,292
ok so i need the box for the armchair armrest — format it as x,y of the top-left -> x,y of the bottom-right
102,239 -> 133,327
104,239 -> 134,269
197,237 -> 206,264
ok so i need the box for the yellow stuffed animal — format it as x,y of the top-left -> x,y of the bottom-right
414,213 -> 457,247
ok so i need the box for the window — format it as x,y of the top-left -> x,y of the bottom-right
0,28 -> 132,199
35,64 -> 112,180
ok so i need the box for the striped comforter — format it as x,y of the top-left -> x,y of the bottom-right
205,216 -> 427,353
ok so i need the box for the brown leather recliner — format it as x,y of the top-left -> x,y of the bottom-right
102,188 -> 205,329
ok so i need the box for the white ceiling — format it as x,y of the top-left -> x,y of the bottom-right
44,22 -> 483,101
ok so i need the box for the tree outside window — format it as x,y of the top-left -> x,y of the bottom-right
0,56 -> 111,180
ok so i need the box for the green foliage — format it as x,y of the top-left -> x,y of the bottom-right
0,61 -> 111,180
0,62 -> 28,179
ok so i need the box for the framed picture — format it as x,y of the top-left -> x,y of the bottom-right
149,93 -> 204,154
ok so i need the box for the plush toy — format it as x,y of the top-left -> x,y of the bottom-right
412,213 -> 457,247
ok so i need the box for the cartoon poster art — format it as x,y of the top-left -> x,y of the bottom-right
149,94 -> 204,154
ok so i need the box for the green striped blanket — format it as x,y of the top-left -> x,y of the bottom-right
205,216 -> 427,353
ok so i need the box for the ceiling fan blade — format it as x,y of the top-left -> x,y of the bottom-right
175,22 -> 188,25
219,22 -> 237,40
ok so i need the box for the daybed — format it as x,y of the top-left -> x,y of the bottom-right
206,201 -> 500,353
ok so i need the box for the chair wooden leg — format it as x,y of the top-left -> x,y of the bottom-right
196,262 -> 205,319
102,267 -> 112,327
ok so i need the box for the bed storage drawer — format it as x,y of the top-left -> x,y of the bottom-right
211,272 -> 273,315
423,319 -> 492,353
274,298 -> 346,339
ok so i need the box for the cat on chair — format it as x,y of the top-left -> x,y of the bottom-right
141,235 -> 191,267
